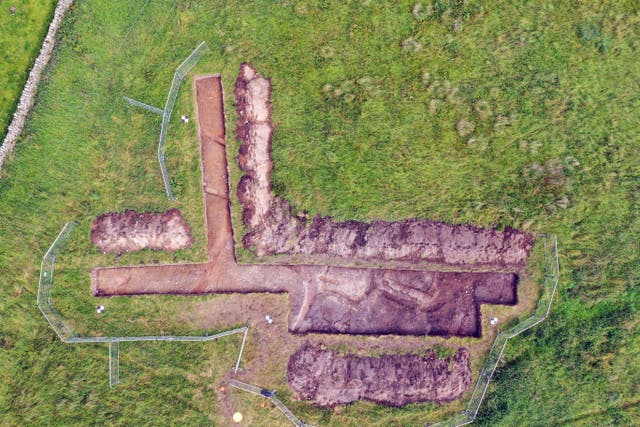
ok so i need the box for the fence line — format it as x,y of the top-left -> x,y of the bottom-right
158,41 -> 210,200
229,379 -> 265,396
123,96 -> 164,115
109,341 -> 120,387
124,41 -> 210,200
430,234 -> 559,426
229,380 -> 313,427
38,222 -> 247,387
40,223 -> 557,422
65,327 -> 248,344
272,395 -> 308,427
234,324 -> 250,374
37,222 -> 78,341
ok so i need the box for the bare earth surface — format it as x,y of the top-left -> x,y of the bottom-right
91,73 -> 520,338
288,269 -> 517,337
92,262 -> 516,338
235,63 -> 535,269
180,290 -> 531,419
90,208 -> 193,253
287,343 -> 472,407
90,70 -> 535,407
194,75 -> 236,263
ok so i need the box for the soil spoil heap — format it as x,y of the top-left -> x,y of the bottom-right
91,209 -> 193,254
235,63 -> 534,268
287,343 -> 472,407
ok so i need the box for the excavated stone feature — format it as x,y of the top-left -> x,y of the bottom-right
234,63 -> 274,231
288,267 -> 518,337
287,343 -> 472,407
91,209 -> 193,253
92,71 -> 524,339
234,63 -> 535,268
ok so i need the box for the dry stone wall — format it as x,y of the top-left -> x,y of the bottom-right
0,0 -> 75,172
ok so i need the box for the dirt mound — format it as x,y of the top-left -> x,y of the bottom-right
287,342 -> 472,407
234,63 -> 535,268
91,209 -> 193,253
234,63 -> 274,231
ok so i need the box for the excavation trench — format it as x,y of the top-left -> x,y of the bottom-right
287,343 -> 472,407
90,70 -> 533,406
92,74 -> 521,338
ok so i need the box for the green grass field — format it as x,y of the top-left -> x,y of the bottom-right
0,0 -> 56,138
0,1 -> 638,425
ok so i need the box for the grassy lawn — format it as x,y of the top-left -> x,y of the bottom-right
0,0 -> 57,138
0,1 -> 638,425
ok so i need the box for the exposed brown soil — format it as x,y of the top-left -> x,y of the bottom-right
89,71 -> 536,410
93,261 -> 516,338
194,74 -> 236,263
180,289 -> 534,417
287,342 -> 472,407
92,73 -> 522,339
90,208 -> 193,254
235,63 -> 535,269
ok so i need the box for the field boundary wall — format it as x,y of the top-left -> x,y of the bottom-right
431,234 -> 560,426
0,0 -> 75,172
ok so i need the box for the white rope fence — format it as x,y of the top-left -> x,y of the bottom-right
38,222 -> 248,387
430,234 -> 559,426
229,379 -> 314,427
124,41 -> 210,200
